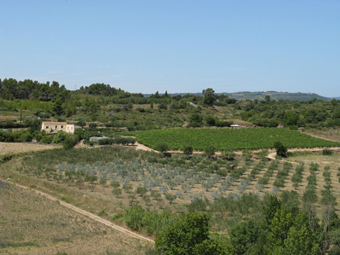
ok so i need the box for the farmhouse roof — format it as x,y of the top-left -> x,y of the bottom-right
42,122 -> 67,125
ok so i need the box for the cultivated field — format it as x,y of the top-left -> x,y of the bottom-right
132,128 -> 340,151
0,180 -> 151,255
0,142 -> 62,156
1,145 -> 339,233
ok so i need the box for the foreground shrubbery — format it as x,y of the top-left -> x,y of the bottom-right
125,194 -> 339,255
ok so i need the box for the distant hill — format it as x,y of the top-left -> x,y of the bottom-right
224,91 -> 330,101
145,91 -> 331,101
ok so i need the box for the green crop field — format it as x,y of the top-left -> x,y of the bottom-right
134,128 -> 340,150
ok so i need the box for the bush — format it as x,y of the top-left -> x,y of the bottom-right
156,213 -> 229,255
183,145 -> 193,156
156,143 -> 168,154
221,150 -> 235,160
124,206 -> 145,231
274,141 -> 287,157
52,131 -> 68,144
204,145 -> 215,158
206,116 -> 216,126
63,135 -> 77,150
323,149 -> 333,155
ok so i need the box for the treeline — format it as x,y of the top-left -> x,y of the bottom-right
241,97 -> 340,128
0,78 -> 67,101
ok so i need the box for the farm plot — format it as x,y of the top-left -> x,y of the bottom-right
0,180 -> 149,255
0,142 -> 61,156
133,128 -> 340,151
6,146 -> 340,234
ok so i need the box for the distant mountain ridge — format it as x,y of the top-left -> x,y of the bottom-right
145,91 -> 333,101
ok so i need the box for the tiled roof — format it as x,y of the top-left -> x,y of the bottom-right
42,122 -> 67,125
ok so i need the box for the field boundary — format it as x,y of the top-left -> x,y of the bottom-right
4,180 -> 155,244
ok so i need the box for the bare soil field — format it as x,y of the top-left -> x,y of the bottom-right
0,181 -> 152,255
0,142 -> 62,156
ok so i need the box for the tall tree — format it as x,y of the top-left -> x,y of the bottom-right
202,88 -> 216,106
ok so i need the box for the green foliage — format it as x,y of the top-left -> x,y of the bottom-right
258,149 -> 269,159
156,142 -> 168,154
263,195 -> 282,226
112,188 -> 122,197
241,149 -> 252,161
202,88 -> 216,106
0,78 -> 67,101
323,149 -> 333,155
284,111 -> 300,126
230,219 -> 260,254
221,150 -> 235,160
204,145 -> 215,158
189,113 -> 204,127
155,212 -> 225,255
274,141 -> 287,157
52,131 -> 68,144
183,145 -> 193,156
135,128 -> 340,151
206,116 -> 216,126
124,206 -> 179,236
136,187 -> 148,197
62,135 -> 77,150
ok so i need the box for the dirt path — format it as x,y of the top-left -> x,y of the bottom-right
133,141 -> 158,152
9,181 -> 155,244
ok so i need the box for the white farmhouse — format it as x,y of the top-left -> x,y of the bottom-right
41,122 -> 79,134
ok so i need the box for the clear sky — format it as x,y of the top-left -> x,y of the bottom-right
1,1 -> 340,97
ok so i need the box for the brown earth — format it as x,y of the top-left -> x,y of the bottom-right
0,180 -> 154,255
0,142 -> 62,156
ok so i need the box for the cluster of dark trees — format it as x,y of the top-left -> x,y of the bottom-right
241,96 -> 340,128
0,78 -> 67,101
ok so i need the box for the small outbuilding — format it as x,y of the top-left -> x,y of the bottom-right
89,137 -> 109,142
230,124 -> 241,129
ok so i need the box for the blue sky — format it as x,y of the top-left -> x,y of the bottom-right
1,1 -> 340,97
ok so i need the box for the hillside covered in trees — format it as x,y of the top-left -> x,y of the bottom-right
1,78 -> 340,133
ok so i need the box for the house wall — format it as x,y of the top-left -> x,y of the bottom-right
41,122 -> 78,134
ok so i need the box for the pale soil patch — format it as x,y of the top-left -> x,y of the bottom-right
301,128 -> 340,143
0,181 -> 153,255
0,142 -> 62,156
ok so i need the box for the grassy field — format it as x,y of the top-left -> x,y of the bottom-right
0,181 -> 150,255
132,128 -> 340,151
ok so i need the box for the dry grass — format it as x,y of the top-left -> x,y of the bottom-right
0,181 -> 150,255
0,142 -> 62,156
302,128 -> 340,143
0,116 -> 17,121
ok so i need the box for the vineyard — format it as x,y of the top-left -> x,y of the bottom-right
133,128 -> 340,151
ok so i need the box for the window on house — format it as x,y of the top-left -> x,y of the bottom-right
61,126 -> 63,128
46,126 -> 49,129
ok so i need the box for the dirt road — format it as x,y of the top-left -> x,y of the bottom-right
9,181 -> 155,244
